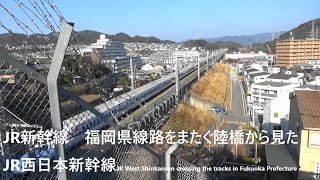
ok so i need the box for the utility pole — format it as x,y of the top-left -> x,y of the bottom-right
198,55 -> 200,81
174,53 -> 179,102
235,143 -> 238,158
206,51 -> 209,72
255,143 -> 258,164
130,57 -> 135,90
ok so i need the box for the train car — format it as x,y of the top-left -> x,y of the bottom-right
12,53 -> 224,174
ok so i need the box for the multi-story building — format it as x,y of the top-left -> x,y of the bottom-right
148,50 -> 201,69
288,90 -> 320,180
251,81 -> 299,106
104,56 -> 143,77
148,50 -> 172,64
80,34 -> 127,62
276,39 -> 320,68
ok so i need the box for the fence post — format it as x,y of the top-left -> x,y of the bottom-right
47,22 -> 74,180
165,142 -> 179,180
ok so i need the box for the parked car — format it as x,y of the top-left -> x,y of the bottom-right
210,107 -> 225,113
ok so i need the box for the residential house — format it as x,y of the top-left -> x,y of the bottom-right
306,60 -> 320,70
288,90 -> 320,180
307,71 -> 320,85
267,74 -> 303,85
141,63 -> 153,71
262,99 -> 290,136
246,72 -> 270,86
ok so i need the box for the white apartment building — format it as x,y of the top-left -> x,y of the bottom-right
80,34 -> 127,60
149,50 -> 201,66
251,81 -> 299,106
225,51 -> 269,59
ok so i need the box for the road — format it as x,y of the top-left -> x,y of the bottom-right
224,67 -> 250,124
227,78 -> 250,123
219,66 -> 250,132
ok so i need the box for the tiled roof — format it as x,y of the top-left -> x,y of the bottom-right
295,84 -> 320,91
253,81 -> 291,87
311,71 -> 320,77
295,90 -> 320,129
246,68 -> 260,73
268,73 -> 298,80
250,72 -> 270,77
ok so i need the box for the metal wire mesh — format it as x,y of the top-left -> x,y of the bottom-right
0,56 -> 58,179
174,156 -> 212,180
0,2 -> 228,178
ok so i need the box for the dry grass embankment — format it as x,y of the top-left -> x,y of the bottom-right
162,102 -> 216,134
155,102 -> 216,151
155,64 -> 231,151
191,63 -> 231,109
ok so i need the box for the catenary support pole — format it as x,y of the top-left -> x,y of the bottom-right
207,51 -> 209,71
198,55 -> 200,81
130,57 -> 135,90
174,53 -> 179,102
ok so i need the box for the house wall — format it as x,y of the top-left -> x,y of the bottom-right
298,130 -> 320,180
288,96 -> 320,180
253,75 -> 269,83
262,99 -> 290,136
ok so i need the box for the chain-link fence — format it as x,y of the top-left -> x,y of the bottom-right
0,53 -> 58,180
0,2 -> 228,179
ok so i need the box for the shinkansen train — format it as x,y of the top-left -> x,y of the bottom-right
13,54 -> 222,174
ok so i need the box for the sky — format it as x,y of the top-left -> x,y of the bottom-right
1,0 -> 319,42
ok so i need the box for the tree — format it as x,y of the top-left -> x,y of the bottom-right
116,74 -> 130,86
63,55 -> 111,79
